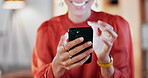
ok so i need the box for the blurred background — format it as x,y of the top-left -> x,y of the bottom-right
0,0 -> 147,78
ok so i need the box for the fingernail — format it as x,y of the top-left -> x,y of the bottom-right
79,37 -> 84,41
87,41 -> 92,45
87,21 -> 92,26
98,20 -> 103,24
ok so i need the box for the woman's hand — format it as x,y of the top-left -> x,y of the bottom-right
52,33 -> 93,78
88,21 -> 118,63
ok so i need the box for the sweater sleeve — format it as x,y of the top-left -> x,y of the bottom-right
31,21 -> 55,78
110,16 -> 134,78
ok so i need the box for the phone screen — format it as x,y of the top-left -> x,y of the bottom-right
68,27 -> 93,64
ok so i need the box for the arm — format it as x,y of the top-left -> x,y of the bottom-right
99,16 -> 134,78
32,51 -> 54,78
31,21 -> 55,78
111,16 -> 134,78
32,21 -> 93,78
88,20 -> 116,78
88,16 -> 134,78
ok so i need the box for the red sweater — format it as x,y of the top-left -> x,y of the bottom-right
31,11 -> 134,78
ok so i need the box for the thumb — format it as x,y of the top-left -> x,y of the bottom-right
58,32 -> 68,46
88,21 -> 100,35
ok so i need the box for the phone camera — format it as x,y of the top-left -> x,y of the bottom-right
76,31 -> 80,34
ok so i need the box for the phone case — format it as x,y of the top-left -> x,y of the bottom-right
68,27 -> 93,64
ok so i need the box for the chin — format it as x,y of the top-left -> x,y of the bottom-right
71,10 -> 88,16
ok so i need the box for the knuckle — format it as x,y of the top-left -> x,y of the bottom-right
62,62 -> 66,66
82,43 -> 89,48
76,38 -> 80,42
58,46 -> 62,51
69,41 -> 79,49
75,40 -> 81,44
68,50 -> 73,55
70,48 -> 80,56
82,52 -> 89,57
65,43 -> 70,49
69,50 -> 75,56
60,55 -> 63,58
75,37 -> 83,43
66,61 -> 70,65
107,42 -> 112,48
108,25 -> 113,30
109,43 -> 113,46
74,38 -> 79,43
60,55 -> 64,60
79,63 -> 82,66
107,40 -> 112,45
75,57 -> 81,62
115,34 -> 118,37
76,62 -> 82,67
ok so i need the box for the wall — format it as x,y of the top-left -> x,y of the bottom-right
119,0 -> 142,78
97,0 -> 143,77
142,24 -> 148,49
0,0 -> 52,73
142,24 -> 148,77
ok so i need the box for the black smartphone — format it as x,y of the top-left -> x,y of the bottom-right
68,27 -> 93,64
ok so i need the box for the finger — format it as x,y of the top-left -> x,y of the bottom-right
104,29 -> 118,42
64,37 -> 84,51
59,52 -> 71,61
102,38 -> 112,54
88,21 -> 99,34
71,48 -> 93,63
105,29 -> 118,38
58,32 -> 68,46
62,58 -> 72,67
60,47 -> 92,63
102,31 -> 113,43
88,21 -> 102,46
57,33 -> 69,54
65,55 -> 90,70
98,20 -> 113,30
69,41 -> 92,56
88,21 -> 103,33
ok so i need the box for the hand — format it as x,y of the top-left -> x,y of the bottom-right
88,21 -> 118,63
52,33 -> 93,78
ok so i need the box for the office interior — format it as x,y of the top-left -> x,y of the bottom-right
0,0 -> 148,78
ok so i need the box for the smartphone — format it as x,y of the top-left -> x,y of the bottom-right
68,27 -> 93,64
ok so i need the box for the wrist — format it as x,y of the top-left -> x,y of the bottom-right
98,54 -> 111,64
97,55 -> 113,68
52,58 -> 66,78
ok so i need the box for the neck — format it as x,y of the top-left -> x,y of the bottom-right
68,10 -> 91,24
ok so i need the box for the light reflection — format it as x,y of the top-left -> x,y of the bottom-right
2,0 -> 25,9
